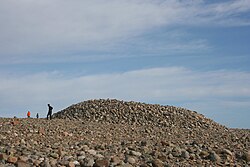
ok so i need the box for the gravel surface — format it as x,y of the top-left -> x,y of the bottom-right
0,99 -> 249,166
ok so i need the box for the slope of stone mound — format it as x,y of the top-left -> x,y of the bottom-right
53,99 -> 226,131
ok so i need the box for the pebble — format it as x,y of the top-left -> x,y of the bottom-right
130,150 -> 142,157
73,160 -> 80,166
68,161 -> 75,167
209,151 -> 221,162
243,150 -> 250,162
50,153 -> 59,159
0,153 -> 8,161
7,156 -> 18,164
199,151 -> 209,158
40,160 -> 51,167
95,153 -> 104,159
93,159 -> 109,167
87,149 -> 97,156
126,157 -> 136,164
181,150 -> 190,159
16,160 -> 31,167
111,156 -> 121,166
151,159 -> 164,167
222,149 -> 233,156
77,155 -> 85,161
83,158 -> 95,167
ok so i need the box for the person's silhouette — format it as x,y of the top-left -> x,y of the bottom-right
47,104 -> 53,120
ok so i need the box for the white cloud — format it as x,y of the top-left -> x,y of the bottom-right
0,0 -> 249,63
0,67 -> 250,128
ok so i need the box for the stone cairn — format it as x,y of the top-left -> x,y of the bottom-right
0,99 -> 249,167
54,99 -> 224,130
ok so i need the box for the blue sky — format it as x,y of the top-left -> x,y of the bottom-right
0,0 -> 250,128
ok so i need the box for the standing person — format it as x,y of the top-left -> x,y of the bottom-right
36,113 -> 39,118
27,111 -> 31,118
47,104 -> 53,120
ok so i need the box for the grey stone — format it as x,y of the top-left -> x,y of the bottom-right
222,149 -> 233,156
181,150 -> 190,159
83,158 -> 95,167
130,151 -> 142,157
125,157 -> 136,164
87,149 -> 97,156
209,151 -> 221,162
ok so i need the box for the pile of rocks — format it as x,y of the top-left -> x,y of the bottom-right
0,99 -> 249,166
54,99 -> 224,130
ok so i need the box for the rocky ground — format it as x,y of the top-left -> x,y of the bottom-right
0,99 -> 249,167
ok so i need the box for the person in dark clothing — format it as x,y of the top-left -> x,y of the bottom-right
47,104 -> 53,120
36,113 -> 39,118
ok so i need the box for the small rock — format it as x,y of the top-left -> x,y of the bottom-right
141,141 -> 147,146
140,164 -> 149,167
21,150 -> 30,156
73,161 -> 80,166
77,155 -> 85,161
130,151 -> 142,157
7,156 -> 18,164
16,160 -> 31,167
95,153 -> 104,159
40,160 -> 51,167
11,120 -> 20,125
93,159 -> 109,167
83,158 -> 95,167
126,157 -> 136,164
209,151 -> 221,162
18,156 -> 29,162
39,127 -> 45,135
63,155 -> 74,161
222,149 -> 233,156
189,153 -> 196,160
87,149 -> 97,156
50,159 -> 58,166
33,160 -> 42,166
58,147 -> 64,157
58,160 -> 69,166
180,150 -> 190,159
6,148 -> 17,155
63,131 -> 69,136
0,153 -> 8,161
50,153 -> 59,159
122,163 -> 133,167
77,151 -> 85,156
199,150 -> 209,159
82,145 -> 89,151
151,159 -> 164,167
243,150 -> 250,162
68,161 -> 75,167
158,155 -> 167,161
172,147 -> 182,157
168,154 -> 174,159
111,156 -> 121,165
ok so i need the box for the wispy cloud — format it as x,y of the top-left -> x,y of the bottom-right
0,0 -> 249,63
1,67 -> 250,127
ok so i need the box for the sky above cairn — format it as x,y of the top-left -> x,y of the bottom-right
0,0 -> 250,128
